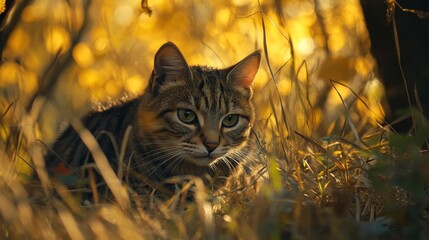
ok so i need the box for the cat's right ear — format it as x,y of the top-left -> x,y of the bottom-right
151,42 -> 191,93
226,50 -> 261,89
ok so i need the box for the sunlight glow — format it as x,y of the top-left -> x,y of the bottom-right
296,37 -> 316,56
0,0 -> 401,238
21,2 -> 48,22
92,29 -> 110,56
361,77 -> 385,124
45,27 -> 70,54
2,0 -> 382,168
20,71 -> 38,94
125,75 -> 147,94
0,62 -> 20,86
105,81 -> 121,97
78,69 -> 101,88
277,79 -> 292,95
355,55 -> 375,76
73,43 -> 94,67
7,28 -> 29,55
327,27 -> 346,52
232,0 -> 251,7
326,84 -> 351,106
0,1 -> 5,14
114,4 -> 135,27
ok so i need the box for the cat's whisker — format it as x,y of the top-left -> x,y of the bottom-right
161,153 -> 187,177
209,161 -> 218,172
215,156 -> 233,173
225,151 -> 246,170
143,151 -> 187,178
131,148 -> 180,170
138,141 -> 183,147
137,146 -> 182,158
221,157 -> 233,172
137,152 -> 180,171
135,140 -> 201,157
231,152 -> 246,163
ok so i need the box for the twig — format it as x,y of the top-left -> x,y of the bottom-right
395,1 -> 429,19
0,0 -> 33,60
0,98 -> 16,120
25,0 -> 92,111
391,3 -> 416,132
0,0 -> 15,29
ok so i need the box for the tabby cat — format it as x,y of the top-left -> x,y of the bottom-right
45,42 -> 261,195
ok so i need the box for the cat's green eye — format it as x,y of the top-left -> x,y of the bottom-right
177,109 -> 197,124
222,114 -> 239,128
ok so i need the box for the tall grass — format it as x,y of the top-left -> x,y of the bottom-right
2,54 -> 428,240
1,0 -> 429,239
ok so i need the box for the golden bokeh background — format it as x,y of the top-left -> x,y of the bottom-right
1,0 -> 385,148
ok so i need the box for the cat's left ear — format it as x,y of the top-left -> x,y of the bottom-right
226,50 -> 261,88
151,42 -> 191,93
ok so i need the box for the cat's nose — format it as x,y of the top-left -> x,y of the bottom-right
204,142 -> 219,153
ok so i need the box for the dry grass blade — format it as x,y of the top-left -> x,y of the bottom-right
1,0 -> 428,239
58,209 -> 85,240
21,97 -> 52,192
294,130 -> 346,171
0,99 -> 16,121
258,0 -> 290,136
391,13 -> 416,130
215,165 -> 267,197
269,96 -> 288,159
293,60 -> 314,129
329,79 -> 363,143
329,79 -> 390,129
194,177 -> 215,240
68,115 -> 130,210
118,125 -> 133,181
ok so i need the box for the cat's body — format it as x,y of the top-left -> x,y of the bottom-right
45,42 -> 261,195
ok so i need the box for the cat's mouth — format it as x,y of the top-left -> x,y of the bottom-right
186,155 -> 221,167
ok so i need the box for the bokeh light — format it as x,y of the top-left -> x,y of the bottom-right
0,0 -> 383,144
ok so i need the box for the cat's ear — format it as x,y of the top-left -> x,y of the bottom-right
226,51 -> 261,88
152,42 -> 191,92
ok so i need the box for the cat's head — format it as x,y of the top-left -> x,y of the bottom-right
138,42 -> 260,174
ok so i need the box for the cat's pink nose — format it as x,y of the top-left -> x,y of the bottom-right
204,142 -> 219,153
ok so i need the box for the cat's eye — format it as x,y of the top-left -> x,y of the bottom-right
222,114 -> 239,128
177,109 -> 197,124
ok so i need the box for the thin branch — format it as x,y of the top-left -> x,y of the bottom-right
395,1 -> 429,19
25,0 -> 92,111
0,0 -> 33,60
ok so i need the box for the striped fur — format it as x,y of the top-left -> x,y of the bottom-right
46,42 -> 261,193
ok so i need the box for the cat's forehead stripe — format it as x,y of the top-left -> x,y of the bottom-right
191,67 -> 226,113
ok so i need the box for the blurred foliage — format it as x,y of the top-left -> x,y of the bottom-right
1,0 -> 428,239
0,1 -> 5,14
367,109 -> 429,238
0,0 -> 385,142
